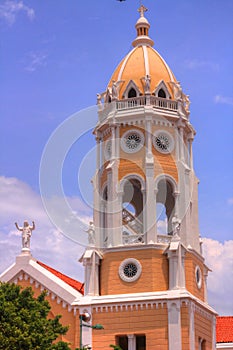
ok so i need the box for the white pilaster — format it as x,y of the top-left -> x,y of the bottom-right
188,132 -> 194,170
212,315 -> 216,350
145,165 -> 157,243
167,239 -> 186,290
145,116 -> 156,243
82,250 -> 102,296
167,301 -> 182,350
178,121 -> 185,162
189,302 -> 195,350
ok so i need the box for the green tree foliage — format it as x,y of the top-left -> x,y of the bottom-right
0,282 -> 71,350
109,345 -> 123,350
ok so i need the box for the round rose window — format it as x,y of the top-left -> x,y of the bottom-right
119,258 -> 142,282
153,130 -> 174,154
121,129 -> 144,153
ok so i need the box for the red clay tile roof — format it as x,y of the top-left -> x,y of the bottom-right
37,261 -> 84,295
216,316 -> 233,343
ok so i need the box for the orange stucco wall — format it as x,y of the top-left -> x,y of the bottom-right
181,303 -> 190,350
152,126 -> 178,182
100,248 -> 168,295
92,304 -> 168,350
185,251 -> 205,301
119,125 -> 146,181
100,124 -> 178,186
195,310 -> 213,350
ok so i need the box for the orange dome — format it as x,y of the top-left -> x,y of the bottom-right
106,6 -> 177,100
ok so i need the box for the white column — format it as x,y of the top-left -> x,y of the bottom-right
96,134 -> 101,171
175,127 -> 180,160
115,123 -> 120,159
187,132 -> 194,170
93,136 -> 101,248
145,117 -> 156,243
100,136 -> 104,170
127,334 -> 136,350
107,125 -> 122,246
189,302 -> 195,350
111,126 -> 116,159
177,121 -> 185,162
167,301 -> 182,350
107,169 -> 113,247
145,117 -> 153,160
83,260 -> 91,296
100,200 -> 106,247
167,249 -> 179,290
145,169 -> 157,243
167,242 -> 186,289
212,315 -> 216,350
173,191 -> 180,219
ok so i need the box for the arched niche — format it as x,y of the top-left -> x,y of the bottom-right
154,80 -> 171,99
122,80 -> 141,99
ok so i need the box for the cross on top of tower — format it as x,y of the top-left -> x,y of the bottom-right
138,4 -> 148,17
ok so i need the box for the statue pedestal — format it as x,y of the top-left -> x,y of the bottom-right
21,247 -> 31,255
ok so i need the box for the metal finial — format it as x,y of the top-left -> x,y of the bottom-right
138,4 -> 148,17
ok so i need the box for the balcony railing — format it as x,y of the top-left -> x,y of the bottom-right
116,96 -> 178,111
99,96 -> 178,115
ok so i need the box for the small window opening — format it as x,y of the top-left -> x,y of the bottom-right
158,88 -> 166,98
117,335 -> 128,350
136,335 -> 146,350
128,87 -> 137,98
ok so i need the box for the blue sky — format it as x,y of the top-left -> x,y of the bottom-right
0,0 -> 233,315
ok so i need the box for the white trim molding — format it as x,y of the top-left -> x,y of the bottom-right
216,343 -> 233,349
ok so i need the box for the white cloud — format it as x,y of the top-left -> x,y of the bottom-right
25,52 -> 48,72
0,176 -> 93,281
184,59 -> 219,71
0,0 -> 35,25
228,198 -> 233,205
214,95 -> 233,106
202,238 -> 233,315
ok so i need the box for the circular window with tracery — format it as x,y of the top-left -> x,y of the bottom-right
121,129 -> 144,153
119,258 -> 142,282
153,130 -> 174,154
195,265 -> 202,289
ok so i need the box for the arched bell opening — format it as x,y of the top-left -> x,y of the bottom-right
156,203 -> 168,235
122,178 -> 144,243
156,179 -> 175,235
123,202 -> 136,216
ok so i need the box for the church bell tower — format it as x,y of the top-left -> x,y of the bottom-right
80,5 -> 216,350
